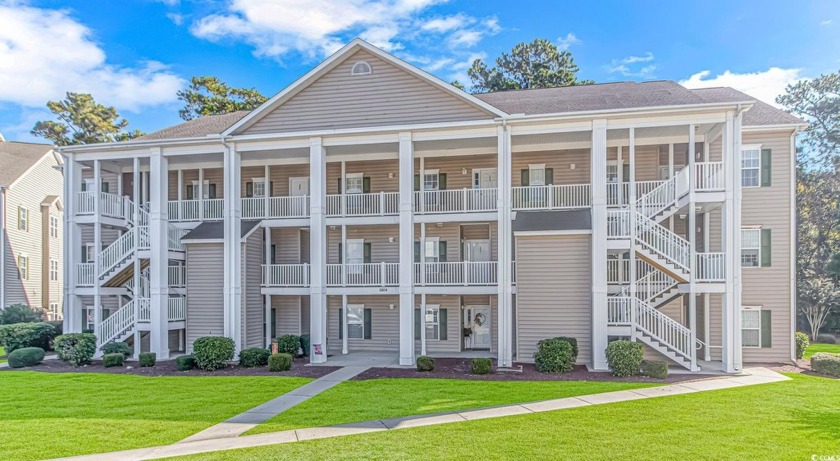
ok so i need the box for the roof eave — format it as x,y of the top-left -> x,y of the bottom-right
502,100 -> 757,123
58,135 -> 224,153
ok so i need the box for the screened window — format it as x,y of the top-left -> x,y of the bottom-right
742,308 -> 761,347
345,173 -> 364,194
425,305 -> 440,340
191,180 -> 211,199
423,170 -> 439,191
50,259 -> 59,281
49,215 -> 59,238
741,146 -> 761,187
741,229 -> 761,267
18,255 -> 28,280
347,305 -> 365,339
529,165 -> 546,186
18,207 -> 28,231
252,177 -> 266,198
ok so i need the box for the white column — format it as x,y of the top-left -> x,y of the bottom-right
688,123 -> 698,370
265,225 -> 272,347
721,110 -> 743,372
703,209 -> 711,361
628,129 -> 637,342
176,169 -> 183,221
591,120 -> 609,370
496,125 -> 513,367
342,294 -> 348,354
309,138 -> 328,363
63,156 -> 83,332
132,157 -> 141,358
149,148 -> 170,358
398,132 -> 415,366
93,160 -> 102,347
198,168 -> 204,220
223,144 -> 242,352
420,293 -> 427,356
617,145 -> 623,205
264,164 -> 270,219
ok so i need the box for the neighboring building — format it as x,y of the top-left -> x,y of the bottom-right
59,39 -> 804,372
0,135 -> 64,319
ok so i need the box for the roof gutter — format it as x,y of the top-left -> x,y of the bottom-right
496,100 -> 756,124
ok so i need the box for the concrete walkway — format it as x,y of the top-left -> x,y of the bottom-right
180,365 -> 369,442
51,367 -> 789,461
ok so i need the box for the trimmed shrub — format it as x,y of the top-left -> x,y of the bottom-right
103,353 -> 124,368
0,322 -> 57,353
640,360 -> 669,379
0,304 -> 45,325
606,340 -> 644,377
416,355 -> 435,372
816,334 -> 837,344
176,355 -> 195,371
139,352 -> 156,367
534,338 -> 575,373
471,358 -> 492,375
300,334 -> 311,356
795,332 -> 810,360
192,336 -> 235,371
552,336 -> 579,361
277,335 -> 301,356
239,348 -> 271,368
811,352 -> 840,377
268,353 -> 292,372
8,347 -> 45,368
102,341 -> 132,358
54,333 -> 96,366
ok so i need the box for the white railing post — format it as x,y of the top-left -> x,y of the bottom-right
381,261 -> 386,286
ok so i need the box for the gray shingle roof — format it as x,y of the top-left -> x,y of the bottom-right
136,111 -> 249,141
689,87 -> 805,126
0,141 -> 54,187
513,209 -> 592,232
181,220 -> 262,242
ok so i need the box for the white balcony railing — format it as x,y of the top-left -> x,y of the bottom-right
695,162 -> 725,191
606,210 -> 631,238
326,262 -> 399,286
607,181 -> 666,206
241,197 -> 265,219
203,199 -> 224,220
415,188 -> 498,214
326,192 -> 400,217
168,227 -> 188,251
414,261 -> 498,286
696,252 -> 725,282
269,196 -> 309,218
77,191 -> 95,215
262,264 -> 311,287
511,184 -> 590,210
75,263 -> 95,287
168,297 -> 186,321
168,265 -> 186,287
607,259 -> 631,283
607,296 -> 632,325
137,298 -> 151,322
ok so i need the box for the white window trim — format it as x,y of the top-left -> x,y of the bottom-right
49,215 -> 58,238
423,169 -> 440,191
350,61 -> 372,75
50,259 -> 59,282
741,306 -> 763,348
741,144 -> 762,188
347,304 -> 365,339
424,304 -> 441,341
741,227 -> 762,269
18,254 -> 28,280
18,206 -> 28,231
251,177 -> 267,198
85,243 -> 96,263
191,180 -> 210,199
528,164 -> 547,186
344,172 -> 364,194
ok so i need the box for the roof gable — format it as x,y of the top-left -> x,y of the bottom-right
0,141 -> 54,187
229,39 -> 503,136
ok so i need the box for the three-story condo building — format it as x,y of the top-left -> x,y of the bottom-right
60,39 -> 803,372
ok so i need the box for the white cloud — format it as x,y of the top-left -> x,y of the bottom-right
556,33 -> 580,51
606,52 -> 657,79
821,19 -> 833,26
0,2 -> 184,111
421,14 -> 469,33
167,12 -> 185,26
680,67 -> 805,107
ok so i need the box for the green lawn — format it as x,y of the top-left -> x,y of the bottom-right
176,374 -> 840,460
804,342 -> 840,359
0,372 -> 312,461
246,378 -> 656,435
0,346 -> 6,364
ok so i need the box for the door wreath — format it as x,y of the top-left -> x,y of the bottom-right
473,312 -> 486,327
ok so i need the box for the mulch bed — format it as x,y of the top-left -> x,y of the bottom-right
1,357 -> 340,378
769,359 -> 839,379
353,358 -> 715,383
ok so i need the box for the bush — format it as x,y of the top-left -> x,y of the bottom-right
810,352 -> 840,377
54,333 -> 96,366
0,322 -> 58,353
277,335 -> 301,356
552,336 -> 579,361
795,332 -> 810,360
640,360 -> 669,379
102,341 -> 132,358
103,353 -> 124,368
0,304 -> 45,325
605,340 -> 644,377
8,347 -> 45,368
471,358 -> 492,375
416,355 -> 435,372
192,336 -> 235,371
176,355 -> 195,371
239,348 -> 271,368
139,352 -> 156,367
300,334 -> 310,356
534,338 -> 575,373
268,353 -> 293,372
816,334 -> 837,344
46,320 -> 64,345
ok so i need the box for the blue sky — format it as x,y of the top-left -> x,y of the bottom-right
1,0 -> 838,142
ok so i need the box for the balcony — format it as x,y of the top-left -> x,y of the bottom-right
326,262 -> 400,287
134,298 -> 185,322
168,199 -> 224,222
261,264 -> 311,287
75,263 -> 186,288
696,253 -> 725,282
414,261 -> 498,286
511,184 -> 590,210
415,188 -> 498,214
76,192 -> 133,220
326,192 -> 399,217
695,162 -> 724,191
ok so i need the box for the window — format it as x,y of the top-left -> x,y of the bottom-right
190,180 -> 211,199
84,243 -> 96,264
18,255 -> 28,280
425,305 -> 440,340
249,177 -> 266,198
49,215 -> 58,238
49,302 -> 60,320
345,173 -> 364,194
742,308 -> 762,348
346,239 -> 365,275
50,259 -> 59,281
658,166 -> 671,180
741,228 -> 761,267
741,145 -> 761,187
350,61 -> 372,75
347,305 -> 365,339
18,207 -> 28,231
529,164 -> 546,186
423,170 -> 439,191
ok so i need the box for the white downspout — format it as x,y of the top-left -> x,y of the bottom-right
0,186 -> 6,310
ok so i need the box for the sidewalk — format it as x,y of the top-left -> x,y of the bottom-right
50,367 -> 790,461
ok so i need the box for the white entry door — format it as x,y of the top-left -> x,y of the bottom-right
464,306 -> 491,350
472,168 -> 498,210
289,177 -> 309,216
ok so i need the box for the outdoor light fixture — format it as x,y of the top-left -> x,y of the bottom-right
462,168 -> 468,175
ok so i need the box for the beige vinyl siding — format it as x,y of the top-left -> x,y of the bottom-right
270,227 -> 304,264
740,130 -> 794,362
242,49 -> 493,135
515,235 -> 591,364
327,295 -> 400,353
185,243 -> 225,351
512,150 -> 590,185
328,225 -> 400,263
269,164 -> 310,197
327,159 -> 399,194
273,295 -> 302,336
415,155 -> 497,190
413,222 -> 462,261
3,152 -> 63,310
171,168 -> 224,200
413,294 -> 461,354
242,233 -> 264,349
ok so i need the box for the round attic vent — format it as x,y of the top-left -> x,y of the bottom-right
351,61 -> 372,75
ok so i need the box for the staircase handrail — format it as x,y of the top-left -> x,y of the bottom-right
98,300 -> 136,347
634,211 -> 691,270
633,298 -> 693,360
